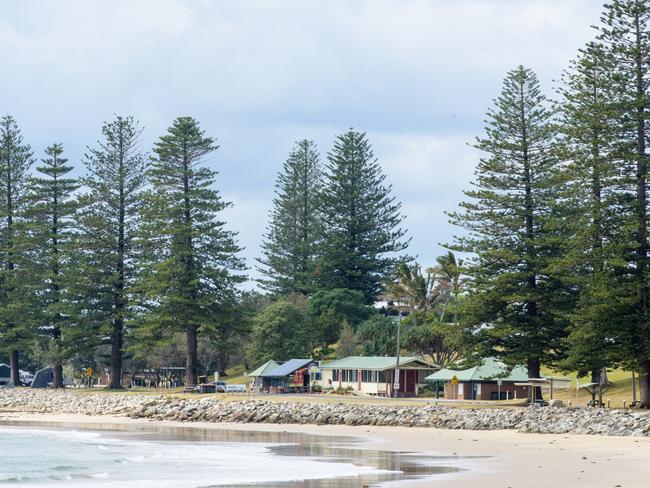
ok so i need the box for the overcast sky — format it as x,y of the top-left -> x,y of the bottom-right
1,0 -> 605,287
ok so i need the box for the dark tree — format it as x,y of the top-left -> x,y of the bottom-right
257,140 -> 322,295
448,67 -> 567,387
594,0 -> 650,407
357,315 -> 398,356
78,116 -> 147,389
309,288 -> 372,346
246,299 -> 311,365
319,129 -> 409,304
26,144 -> 79,387
135,117 -> 245,387
0,115 -> 34,385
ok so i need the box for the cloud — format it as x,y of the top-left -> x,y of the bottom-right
0,0 -> 606,287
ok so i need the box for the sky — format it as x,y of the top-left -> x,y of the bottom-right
1,0 -> 605,288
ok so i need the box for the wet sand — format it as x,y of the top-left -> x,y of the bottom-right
2,412 -> 649,487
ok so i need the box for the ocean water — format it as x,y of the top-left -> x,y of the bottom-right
0,425 -> 462,487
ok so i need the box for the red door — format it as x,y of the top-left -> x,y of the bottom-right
401,370 -> 416,395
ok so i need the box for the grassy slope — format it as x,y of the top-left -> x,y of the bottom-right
540,367 -> 637,409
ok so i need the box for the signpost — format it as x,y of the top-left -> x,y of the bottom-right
84,367 -> 93,388
497,378 -> 502,400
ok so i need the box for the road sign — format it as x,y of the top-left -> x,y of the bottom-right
393,382 -> 400,390
497,379 -> 502,386
85,367 -> 93,378
451,375 -> 458,386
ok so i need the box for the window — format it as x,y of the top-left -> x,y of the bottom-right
378,371 -> 386,383
349,370 -> 357,382
342,370 -> 348,382
332,370 -> 339,382
361,370 -> 377,383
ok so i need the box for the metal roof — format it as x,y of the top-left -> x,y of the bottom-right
263,359 -> 314,377
246,360 -> 280,377
320,356 -> 435,371
425,357 -> 528,382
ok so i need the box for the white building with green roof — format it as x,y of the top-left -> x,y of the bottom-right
319,356 -> 436,397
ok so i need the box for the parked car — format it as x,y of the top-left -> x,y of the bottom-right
215,381 -> 227,393
20,371 -> 34,387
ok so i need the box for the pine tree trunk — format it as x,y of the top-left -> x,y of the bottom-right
108,321 -> 123,389
9,349 -> 21,386
639,359 -> 650,409
527,358 -> 542,401
186,325 -> 199,387
109,132 -> 127,390
53,363 -> 64,388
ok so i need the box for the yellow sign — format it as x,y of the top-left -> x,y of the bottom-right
85,367 -> 94,378
451,375 -> 458,386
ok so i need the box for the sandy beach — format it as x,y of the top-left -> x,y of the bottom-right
1,411 -> 648,488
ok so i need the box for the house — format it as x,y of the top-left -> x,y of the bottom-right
261,359 -> 319,393
319,356 -> 437,397
246,360 -> 280,390
0,363 -> 10,385
425,357 -> 529,400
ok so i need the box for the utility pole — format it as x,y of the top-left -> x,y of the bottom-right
393,317 -> 402,398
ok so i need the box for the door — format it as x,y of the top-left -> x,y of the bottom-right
405,370 -> 417,394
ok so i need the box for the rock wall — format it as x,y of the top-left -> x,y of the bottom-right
1,388 -> 648,437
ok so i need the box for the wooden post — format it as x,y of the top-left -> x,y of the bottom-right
550,378 -> 554,400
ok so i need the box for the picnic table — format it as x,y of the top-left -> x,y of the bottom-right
580,382 -> 609,407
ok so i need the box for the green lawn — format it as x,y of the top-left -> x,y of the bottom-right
540,367 -> 638,409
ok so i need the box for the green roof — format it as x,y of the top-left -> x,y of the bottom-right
246,360 -> 280,377
320,356 -> 435,371
425,357 -> 528,382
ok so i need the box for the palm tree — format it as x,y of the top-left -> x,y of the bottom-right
386,262 -> 437,327
428,251 -> 463,325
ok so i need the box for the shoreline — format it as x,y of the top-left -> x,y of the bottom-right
3,388 -> 649,436
2,411 -> 650,487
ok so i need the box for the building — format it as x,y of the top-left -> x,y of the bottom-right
261,359 -> 319,393
319,356 -> 437,397
246,360 -> 280,390
426,357 -> 528,400
0,363 -> 10,385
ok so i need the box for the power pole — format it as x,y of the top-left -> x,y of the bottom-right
393,317 -> 402,398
